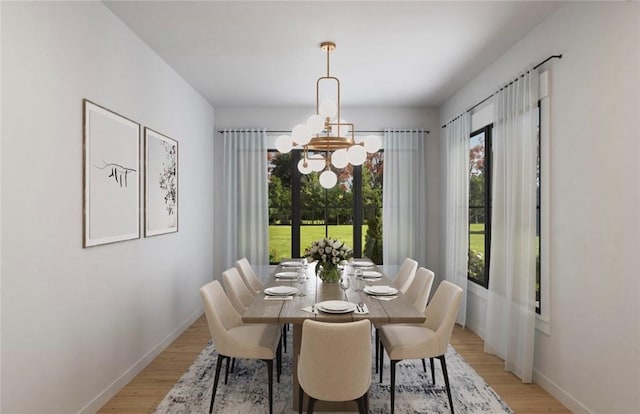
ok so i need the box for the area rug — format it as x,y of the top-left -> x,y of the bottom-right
155,338 -> 513,414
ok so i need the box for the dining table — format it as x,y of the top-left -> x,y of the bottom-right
242,259 -> 426,411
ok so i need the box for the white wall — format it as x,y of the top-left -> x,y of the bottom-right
440,3 -> 640,414
1,2 -> 215,413
213,106 -> 441,282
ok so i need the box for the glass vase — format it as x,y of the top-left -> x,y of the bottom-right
317,263 -> 341,283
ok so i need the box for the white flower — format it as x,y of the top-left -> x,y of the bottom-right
325,246 -> 331,253
319,240 -> 325,248
332,256 -> 340,264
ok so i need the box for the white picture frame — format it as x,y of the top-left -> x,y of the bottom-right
83,99 -> 141,247
144,127 -> 178,237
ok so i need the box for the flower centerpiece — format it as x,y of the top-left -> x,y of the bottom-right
305,238 -> 353,283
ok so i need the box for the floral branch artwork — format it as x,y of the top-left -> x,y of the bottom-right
159,142 -> 177,215
93,158 -> 137,187
145,127 -> 178,236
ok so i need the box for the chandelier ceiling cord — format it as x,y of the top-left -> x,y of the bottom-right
275,41 -> 381,189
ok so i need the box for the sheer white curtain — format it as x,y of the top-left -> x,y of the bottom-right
382,129 -> 428,267
442,113 -> 470,326
222,129 -> 269,270
484,69 -> 539,382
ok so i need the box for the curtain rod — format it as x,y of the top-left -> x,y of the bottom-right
216,129 -> 430,134
441,54 -> 562,129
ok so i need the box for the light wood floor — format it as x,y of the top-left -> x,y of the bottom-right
99,315 -> 571,413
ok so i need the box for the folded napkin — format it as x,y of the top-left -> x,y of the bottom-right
264,296 -> 294,301
302,305 -> 318,314
373,296 -> 398,301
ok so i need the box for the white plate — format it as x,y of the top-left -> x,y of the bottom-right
364,285 -> 398,296
317,300 -> 357,314
351,260 -> 374,267
280,261 -> 303,267
362,270 -> 382,278
264,286 -> 298,296
275,271 -> 299,279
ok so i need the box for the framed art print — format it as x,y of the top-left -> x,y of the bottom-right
144,127 -> 178,237
83,99 -> 141,247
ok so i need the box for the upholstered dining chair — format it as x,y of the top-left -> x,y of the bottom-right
374,267 -> 434,373
223,266 -> 288,353
378,280 -> 463,414
200,280 -> 282,414
236,257 -> 264,295
391,257 -> 418,294
298,319 -> 372,414
222,267 -> 255,314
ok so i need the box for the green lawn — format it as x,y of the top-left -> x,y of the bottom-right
469,223 -> 485,254
269,225 -> 368,262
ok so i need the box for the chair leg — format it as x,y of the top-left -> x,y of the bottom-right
224,356 -> 231,384
307,396 -> 316,414
375,328 -> 379,373
356,393 -> 367,414
379,341 -> 384,383
282,325 -> 288,353
276,341 -> 282,383
438,355 -> 454,414
230,357 -> 236,373
390,359 -> 399,414
430,357 -> 436,385
298,385 -> 304,414
264,360 -> 274,414
422,358 -> 427,372
364,392 -> 369,413
210,355 -> 226,413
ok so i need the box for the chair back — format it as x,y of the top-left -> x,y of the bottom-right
236,258 -> 263,294
392,258 -> 418,294
199,280 -> 243,355
298,319 -> 371,402
222,267 -> 255,313
404,267 -> 435,313
423,281 -> 463,355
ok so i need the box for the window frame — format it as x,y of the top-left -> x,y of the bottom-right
468,124 -> 492,288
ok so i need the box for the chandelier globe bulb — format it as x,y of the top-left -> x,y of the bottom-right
319,169 -> 338,189
347,144 -> 367,165
275,135 -> 293,153
292,124 -> 312,145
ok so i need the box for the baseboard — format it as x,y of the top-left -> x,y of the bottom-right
77,307 -> 204,414
533,368 -> 595,414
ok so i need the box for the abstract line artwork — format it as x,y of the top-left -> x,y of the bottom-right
83,99 -> 141,247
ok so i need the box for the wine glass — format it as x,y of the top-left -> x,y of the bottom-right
353,268 -> 364,291
297,263 -> 307,296
340,276 -> 351,301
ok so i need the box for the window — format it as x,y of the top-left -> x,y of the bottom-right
468,125 -> 492,287
268,148 -> 383,264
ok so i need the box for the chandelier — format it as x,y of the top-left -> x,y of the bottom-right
275,41 -> 381,189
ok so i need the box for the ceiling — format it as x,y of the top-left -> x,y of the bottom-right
104,1 -> 562,108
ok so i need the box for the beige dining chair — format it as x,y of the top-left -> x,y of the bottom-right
298,319 -> 372,414
391,257 -> 418,294
223,266 -> 289,353
378,280 -> 463,414
374,267 -> 434,373
200,280 -> 282,414
222,267 -> 255,314
236,257 -> 263,295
